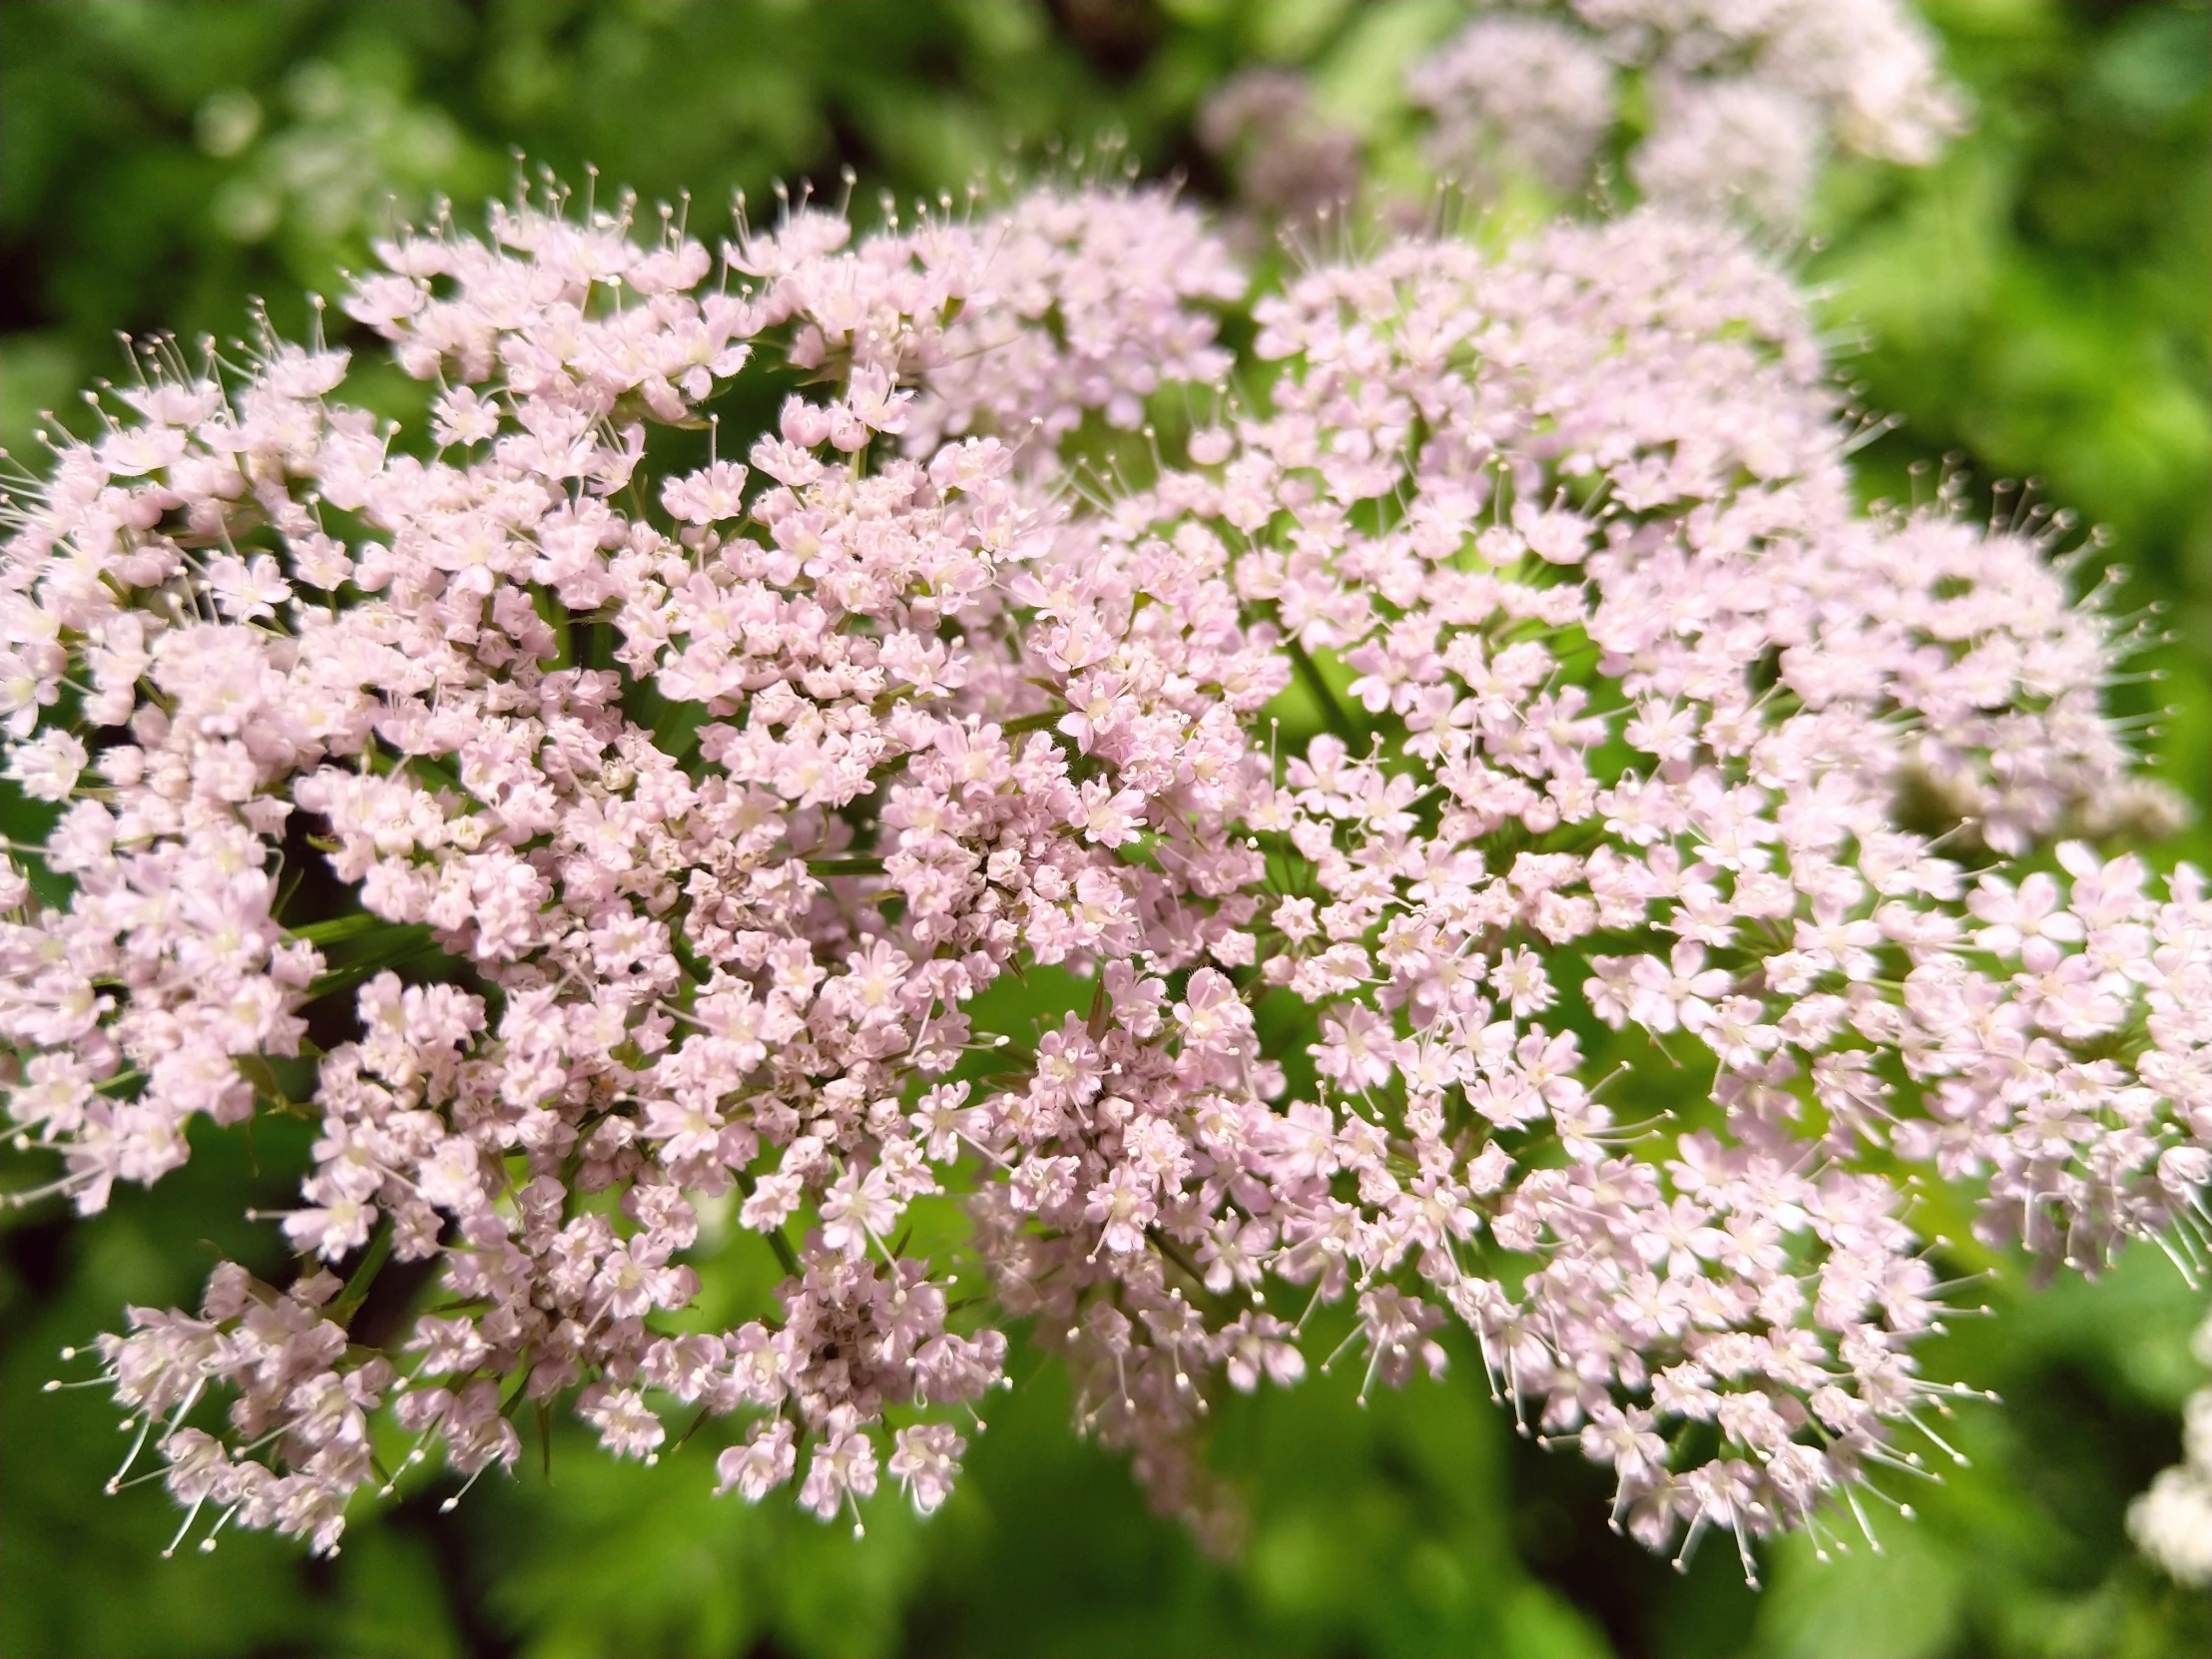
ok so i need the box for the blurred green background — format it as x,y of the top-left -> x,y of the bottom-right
1,2 -> 2207,1654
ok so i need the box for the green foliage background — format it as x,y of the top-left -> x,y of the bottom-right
0,2 -> 2206,1654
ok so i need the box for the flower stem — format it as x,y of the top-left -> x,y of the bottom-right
329,1223 -> 393,1329
1288,638 -> 1360,745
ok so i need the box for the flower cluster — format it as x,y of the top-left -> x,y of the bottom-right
2,179 -> 1267,1552
5,159 -> 2204,1580
1406,10 -> 1620,198
1029,206 -> 2205,1567
1405,0 -> 1966,224
901,183 -> 1246,458
1197,70 -> 1367,235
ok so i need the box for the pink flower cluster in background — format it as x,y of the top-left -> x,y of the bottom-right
1409,0 -> 1965,224
1201,0 -> 1965,233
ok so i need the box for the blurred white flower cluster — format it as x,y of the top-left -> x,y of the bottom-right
2131,1305 -> 2212,1586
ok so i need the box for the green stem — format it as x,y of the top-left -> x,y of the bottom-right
235,1054 -> 296,1109
667,923 -> 711,986
1288,638 -> 1360,746
1144,1224 -> 1211,1295
764,1227 -> 803,1281
532,584 -> 574,669
807,855 -> 884,877
291,912 -> 395,945
300,920 -> 442,1000
733,1172 -> 805,1280
329,1223 -> 394,1329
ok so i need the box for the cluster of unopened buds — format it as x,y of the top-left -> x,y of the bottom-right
3,135 -> 2205,1581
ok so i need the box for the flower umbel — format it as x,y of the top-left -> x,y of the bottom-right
4,161 -> 2205,1580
